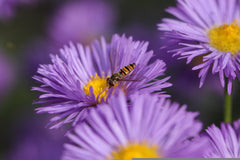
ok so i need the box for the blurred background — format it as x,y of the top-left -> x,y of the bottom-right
0,0 -> 239,159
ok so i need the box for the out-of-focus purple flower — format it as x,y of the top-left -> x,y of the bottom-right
0,0 -> 16,20
32,34 -> 172,129
48,0 -> 116,45
0,52 -> 15,99
6,115 -> 66,160
24,38 -> 60,76
158,0 -> 240,94
62,91 -> 207,159
0,0 -> 37,20
204,119 -> 240,158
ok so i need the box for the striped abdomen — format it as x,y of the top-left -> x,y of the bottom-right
119,63 -> 136,77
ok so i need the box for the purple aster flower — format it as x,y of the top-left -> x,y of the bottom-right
62,91 -> 207,159
158,0 -> 240,94
47,0 -> 116,45
204,119 -> 240,158
32,34 -> 171,129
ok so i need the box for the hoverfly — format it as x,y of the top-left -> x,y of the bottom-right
107,63 -> 136,88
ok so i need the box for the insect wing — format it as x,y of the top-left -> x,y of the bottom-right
119,72 -> 146,82
109,48 -> 120,74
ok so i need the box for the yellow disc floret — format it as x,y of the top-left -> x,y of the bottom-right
84,72 -> 109,103
208,19 -> 240,54
107,142 -> 161,160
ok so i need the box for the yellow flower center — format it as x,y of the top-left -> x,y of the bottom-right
208,19 -> 240,54
83,72 -> 109,103
107,142 -> 161,160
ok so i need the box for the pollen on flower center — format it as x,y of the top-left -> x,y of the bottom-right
208,19 -> 240,54
83,72 -> 109,103
107,142 -> 161,160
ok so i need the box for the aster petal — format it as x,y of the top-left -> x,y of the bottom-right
204,119 -> 240,158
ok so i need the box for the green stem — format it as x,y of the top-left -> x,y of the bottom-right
224,78 -> 232,123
